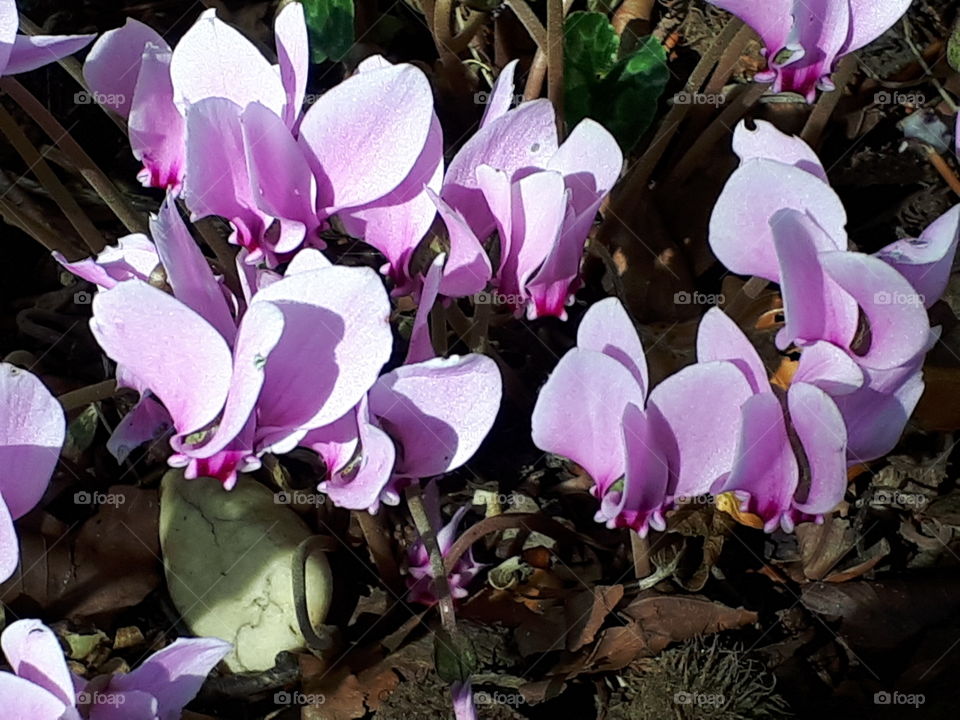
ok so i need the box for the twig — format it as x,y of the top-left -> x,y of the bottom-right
504,0 -> 547,49
1,78 -> 147,234
0,194 -> 79,256
447,11 -> 489,55
405,484 -> 458,635
546,0 -> 564,135
924,144 -> 960,197
355,511 -> 402,592
801,55 -> 857,147
523,0 -> 575,101
58,379 -> 121,412
0,103 -> 104,253
631,531 -> 651,579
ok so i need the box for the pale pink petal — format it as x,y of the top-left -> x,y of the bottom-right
406,253 -> 444,364
108,637 -> 230,720
369,354 -> 501,480
129,44 -> 184,190
843,0 -> 913,54
788,382 -> 847,518
106,395 -> 172,464
299,63 -> 435,213
0,672 -> 67,719
731,119 -> 826,180
82,18 -> 168,117
480,60 -> 518,128
532,348 -> 645,496
709,159 -> 846,281
4,33 -> 95,75
696,307 -> 769,394
170,8 -> 285,115
1,620 -> 75,707
428,189 -> 492,298
275,1 -> 309,128
54,233 -> 159,289
90,280 -> 233,435
0,363 -> 64,519
792,341 -> 863,395
577,297 -> 648,394
648,360 -> 754,499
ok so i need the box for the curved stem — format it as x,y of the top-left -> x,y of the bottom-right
0,103 -> 104,253
1,78 -> 146,234
58,379 -> 120,412
504,0 -> 547,49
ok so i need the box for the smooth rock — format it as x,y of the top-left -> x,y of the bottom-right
159,470 -> 332,671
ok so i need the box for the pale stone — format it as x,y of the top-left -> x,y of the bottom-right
159,470 -> 332,671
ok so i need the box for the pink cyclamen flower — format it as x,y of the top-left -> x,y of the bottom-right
698,309 -> 852,533
706,1 -> 912,101
0,364 -> 64,582
0,618 -> 230,720
0,0 -> 93,77
86,197 -> 393,489
710,120 -> 958,462
434,60 -> 623,319
532,298 -> 755,536
406,484 -> 483,605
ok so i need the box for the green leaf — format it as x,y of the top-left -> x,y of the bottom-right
564,11 -> 619,78
949,16 -> 960,72
301,0 -> 355,64
434,627 -> 478,685
564,14 -> 668,153
600,36 -> 669,150
62,403 -> 99,464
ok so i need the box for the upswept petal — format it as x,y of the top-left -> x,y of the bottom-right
1,620 -> 75,707
54,233 -> 159,289
90,280 -> 233,435
4,33 -> 95,75
731,120 -> 826,181
696,307 -> 769,394
875,204 -> 960,308
82,18 -> 168,117
480,60 -> 518,127
709,159 -> 846,281
428,189 -> 493,298
576,297 -> 648,394
368,354 -> 501,480
299,62 -> 435,213
0,672 -> 66,719
0,363 -> 65,519
249,266 -> 392,446
129,44 -> 184,190
532,348 -> 646,496
788,382 -> 847,517
648,360 -> 754,499
792,341 -> 863,395
170,8 -> 285,115
275,0 -> 309,128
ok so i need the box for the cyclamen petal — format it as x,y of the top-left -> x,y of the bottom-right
90,280 -> 234,435
275,0 -> 309,128
129,44 -> 184,190
54,233 -> 160,289
3,33 -> 95,76
428,189 -> 493,298
875,204 -> 960,308
792,342 -> 864,395
82,18 -> 169,117
696,307 -> 769,394
480,60 -> 519,128
532,348 -> 646,496
170,8 -> 286,116
788,382 -> 847,518
369,354 -> 502,481
731,120 -> 827,181
1,620 -> 75,707
299,62 -> 436,214
576,296 -> 648,394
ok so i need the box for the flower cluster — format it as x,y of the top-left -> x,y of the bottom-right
0,619 -> 229,719
706,0 -> 913,101
533,120 -> 959,535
